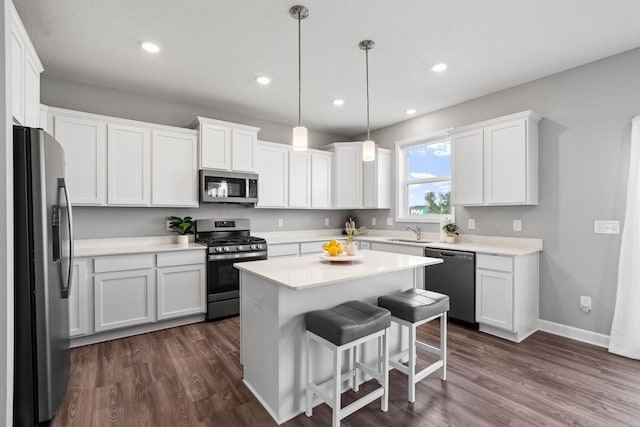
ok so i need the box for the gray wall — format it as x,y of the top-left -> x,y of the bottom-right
41,75 -> 347,148
73,206 -> 350,238
358,47 -> 640,335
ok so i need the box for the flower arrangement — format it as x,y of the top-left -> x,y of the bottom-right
345,217 -> 366,242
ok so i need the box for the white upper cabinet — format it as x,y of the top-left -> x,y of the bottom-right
48,105 -> 199,207
311,151 -> 332,209
53,113 -> 108,205
325,142 -> 363,209
192,117 -> 260,172
451,111 -> 540,206
289,151 -> 311,208
256,141 -> 289,208
451,129 -> 484,206
107,124 -> 151,206
152,129 -> 198,207
363,147 -> 392,209
232,127 -> 258,172
10,4 -> 43,127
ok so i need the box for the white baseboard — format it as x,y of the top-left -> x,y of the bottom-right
537,319 -> 610,348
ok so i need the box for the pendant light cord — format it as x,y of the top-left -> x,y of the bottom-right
365,46 -> 370,140
297,11 -> 302,127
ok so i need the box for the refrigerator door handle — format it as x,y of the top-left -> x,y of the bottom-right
59,178 -> 74,298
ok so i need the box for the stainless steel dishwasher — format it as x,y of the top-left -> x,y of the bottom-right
424,248 -> 477,328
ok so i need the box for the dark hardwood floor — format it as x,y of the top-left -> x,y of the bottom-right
52,318 -> 640,426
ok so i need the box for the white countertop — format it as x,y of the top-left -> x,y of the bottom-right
234,250 -> 442,290
256,229 -> 542,256
74,236 -> 206,257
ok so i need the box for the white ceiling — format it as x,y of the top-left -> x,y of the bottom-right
14,0 -> 640,136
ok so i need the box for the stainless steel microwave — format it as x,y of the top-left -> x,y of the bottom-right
199,169 -> 258,204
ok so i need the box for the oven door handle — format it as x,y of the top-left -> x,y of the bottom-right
208,252 -> 267,262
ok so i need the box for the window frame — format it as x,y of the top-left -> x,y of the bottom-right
394,129 -> 455,223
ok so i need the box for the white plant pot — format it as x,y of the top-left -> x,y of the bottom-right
446,236 -> 455,244
346,242 -> 358,256
176,234 -> 189,246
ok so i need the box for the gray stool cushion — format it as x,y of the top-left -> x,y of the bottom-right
378,288 -> 449,323
305,300 -> 391,346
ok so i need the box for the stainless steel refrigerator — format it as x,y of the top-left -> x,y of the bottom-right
13,126 -> 73,426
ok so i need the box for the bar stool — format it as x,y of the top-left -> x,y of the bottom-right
377,288 -> 450,403
305,300 -> 391,427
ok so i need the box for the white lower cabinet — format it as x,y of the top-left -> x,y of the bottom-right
94,268 -> 155,332
157,264 -> 206,320
69,258 -> 91,337
71,249 -> 206,343
476,268 -> 513,330
475,253 -> 539,342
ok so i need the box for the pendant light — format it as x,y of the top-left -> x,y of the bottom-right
360,39 -> 376,162
290,5 -> 309,151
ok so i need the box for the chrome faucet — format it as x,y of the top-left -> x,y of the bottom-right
406,225 -> 422,240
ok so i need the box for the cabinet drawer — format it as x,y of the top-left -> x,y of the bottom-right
94,253 -> 155,273
477,254 -> 513,272
300,241 -> 325,254
357,240 -> 371,250
268,243 -> 299,257
157,250 -> 205,267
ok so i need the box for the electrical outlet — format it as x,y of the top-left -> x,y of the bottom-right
580,295 -> 592,313
594,220 -> 619,234
166,220 -> 173,231
513,220 -> 522,232
371,218 -> 377,226
468,218 -> 475,230
386,217 -> 393,226
278,218 -> 284,228
324,218 -> 330,226
253,295 -> 263,308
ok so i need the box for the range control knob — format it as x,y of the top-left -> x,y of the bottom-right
215,247 -> 223,253
250,244 -> 257,250
257,244 -> 264,250
237,245 -> 244,251
223,246 -> 230,252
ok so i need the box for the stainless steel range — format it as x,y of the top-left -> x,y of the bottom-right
195,219 -> 267,321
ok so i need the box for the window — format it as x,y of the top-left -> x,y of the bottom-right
395,131 -> 453,222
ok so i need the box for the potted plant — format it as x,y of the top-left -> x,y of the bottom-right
442,223 -> 460,243
169,216 -> 194,245
345,218 -> 366,255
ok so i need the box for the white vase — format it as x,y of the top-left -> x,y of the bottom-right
346,242 -> 358,256
446,235 -> 455,244
176,234 -> 189,246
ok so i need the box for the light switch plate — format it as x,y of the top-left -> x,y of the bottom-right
468,219 -> 475,230
278,218 -> 284,228
513,220 -> 522,232
594,220 -> 619,234
371,218 -> 377,226
386,217 -> 393,226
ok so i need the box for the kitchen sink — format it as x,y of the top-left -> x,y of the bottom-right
388,239 -> 435,244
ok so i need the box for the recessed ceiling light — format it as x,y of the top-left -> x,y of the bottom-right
332,99 -> 345,106
256,76 -> 271,85
431,62 -> 448,72
405,109 -> 417,115
140,41 -> 160,53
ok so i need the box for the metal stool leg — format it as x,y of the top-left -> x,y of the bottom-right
408,322 -> 417,403
332,346 -> 342,427
440,313 -> 447,381
306,331 -> 313,417
381,327 -> 390,412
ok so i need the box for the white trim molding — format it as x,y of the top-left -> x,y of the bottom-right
538,319 -> 610,348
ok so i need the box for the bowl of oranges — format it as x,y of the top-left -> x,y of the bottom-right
322,240 -> 343,256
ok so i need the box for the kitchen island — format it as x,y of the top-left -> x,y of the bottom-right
234,250 -> 442,424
